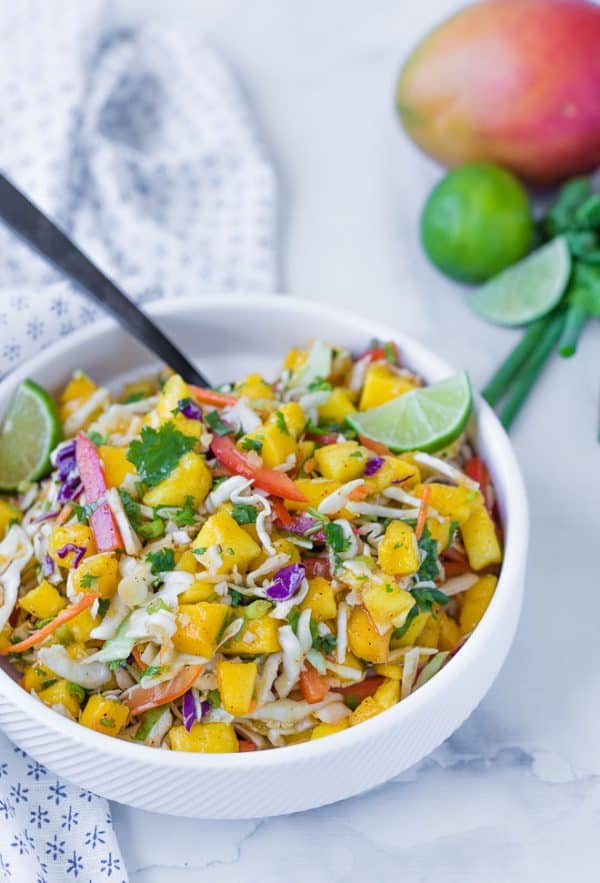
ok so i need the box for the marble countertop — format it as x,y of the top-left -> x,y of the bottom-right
112,1 -> 600,880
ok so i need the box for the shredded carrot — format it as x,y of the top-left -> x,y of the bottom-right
299,664 -> 328,704
188,386 -> 238,408
55,504 -> 73,526
415,485 -> 431,540
0,593 -> 101,656
358,435 -> 391,456
348,483 -> 370,501
131,645 -> 146,670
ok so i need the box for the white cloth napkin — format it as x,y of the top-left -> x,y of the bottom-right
0,3 -> 277,881
0,0 -> 277,378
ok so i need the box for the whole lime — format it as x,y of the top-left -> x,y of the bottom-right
420,163 -> 534,283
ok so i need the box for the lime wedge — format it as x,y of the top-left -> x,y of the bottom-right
347,372 -> 472,453
468,236 -> 571,327
0,379 -> 62,491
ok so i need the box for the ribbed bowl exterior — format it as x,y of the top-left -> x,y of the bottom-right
0,296 -> 528,818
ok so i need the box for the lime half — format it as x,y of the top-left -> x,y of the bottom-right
0,379 -> 62,491
468,236 -> 571,327
347,372 -> 472,453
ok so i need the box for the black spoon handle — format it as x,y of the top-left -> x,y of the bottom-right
0,173 -> 211,388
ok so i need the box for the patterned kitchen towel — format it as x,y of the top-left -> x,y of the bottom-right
0,0 -> 277,378
0,2 -> 278,880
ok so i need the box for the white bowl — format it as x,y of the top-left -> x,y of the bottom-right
0,295 -> 528,819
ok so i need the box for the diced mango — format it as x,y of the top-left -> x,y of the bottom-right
154,375 -> 204,438
437,608 -> 461,651
242,418 -> 296,469
216,660 -> 257,716
98,446 -> 135,488
359,363 -> 418,410
194,511 -> 261,575
19,581 -> 66,620
427,517 -> 451,550
311,719 -> 349,739
347,607 -> 391,664
178,579 -> 215,604
249,537 -> 301,571
314,441 -> 368,483
173,602 -> 229,657
59,373 -> 97,421
48,524 -> 96,568
175,550 -> 198,574
143,451 -> 211,508
23,663 -> 58,693
223,614 -> 281,655
390,611 -> 430,647
377,521 -> 419,576
283,346 -> 306,373
461,503 -> 502,571
0,625 -> 11,652
418,616 -> 440,648
460,575 -> 497,635
80,694 -> 129,736
300,577 -> 337,621
349,695 -> 383,726
415,483 -> 480,525
71,553 -> 119,599
277,402 -> 306,437
169,722 -> 239,753
285,478 -> 340,512
317,387 -> 356,423
362,577 -> 415,629
39,679 -> 83,719
0,499 -> 21,538
373,677 -> 400,709
374,662 -> 403,680
234,372 -> 275,401
365,456 -> 421,493
69,609 -> 101,642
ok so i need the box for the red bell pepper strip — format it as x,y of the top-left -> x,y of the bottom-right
356,341 -> 400,365
189,385 -> 238,408
75,433 -> 123,552
464,456 -> 493,513
123,665 -> 204,716
238,739 -> 258,752
270,498 -> 293,527
299,664 -> 328,704
333,676 -> 385,701
1,592 -> 101,655
209,434 -> 307,502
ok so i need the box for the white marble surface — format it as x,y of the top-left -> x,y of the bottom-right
110,1 -> 600,880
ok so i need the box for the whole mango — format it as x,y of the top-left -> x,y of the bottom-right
396,0 -> 600,185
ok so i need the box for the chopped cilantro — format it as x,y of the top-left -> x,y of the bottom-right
79,574 -> 98,589
232,502 -> 258,525
205,410 -> 232,436
274,410 -> 290,435
126,422 -> 196,488
207,689 -> 221,708
392,603 -> 419,640
124,391 -> 147,404
307,377 -> 332,393
325,522 -> 350,569
446,519 -> 460,550
139,518 -> 165,540
119,489 -> 165,539
229,588 -> 242,605
192,546 -> 207,556
411,586 -> 449,614
145,548 -> 176,575
173,495 -> 196,527
107,659 -> 126,671
99,716 -> 115,728
417,524 -> 440,583
142,665 -> 162,678
349,450 -> 365,458
98,598 -> 110,617
66,682 -> 86,702
240,436 -> 263,453
85,431 -> 106,446
383,341 -> 396,363
72,502 -> 95,525
41,678 -> 59,690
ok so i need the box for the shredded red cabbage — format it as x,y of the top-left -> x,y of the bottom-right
178,399 -> 203,421
182,690 -> 197,731
42,554 -> 54,577
364,456 -> 384,477
275,514 -> 325,542
266,563 -> 306,601
56,543 -> 86,569
33,510 -> 62,524
54,440 -> 78,481
57,477 -> 83,503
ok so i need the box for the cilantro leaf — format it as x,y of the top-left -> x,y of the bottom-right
85,431 -> 106,446
231,502 -> 258,525
325,522 -> 350,569
79,574 -> 98,589
411,586 -> 449,614
392,603 -> 419,640
145,548 -> 175,575
142,665 -> 162,678
229,588 -> 242,606
139,518 -> 165,540
274,410 -> 290,435
174,495 -> 196,527
307,377 -> 332,392
240,436 -> 263,453
417,524 -> 440,583
205,411 -> 232,436
126,422 -> 196,488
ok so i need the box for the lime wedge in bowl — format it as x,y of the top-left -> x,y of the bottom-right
468,236 -> 571,327
347,372 -> 472,453
0,379 -> 62,491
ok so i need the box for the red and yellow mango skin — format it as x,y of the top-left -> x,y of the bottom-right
396,0 -> 600,185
